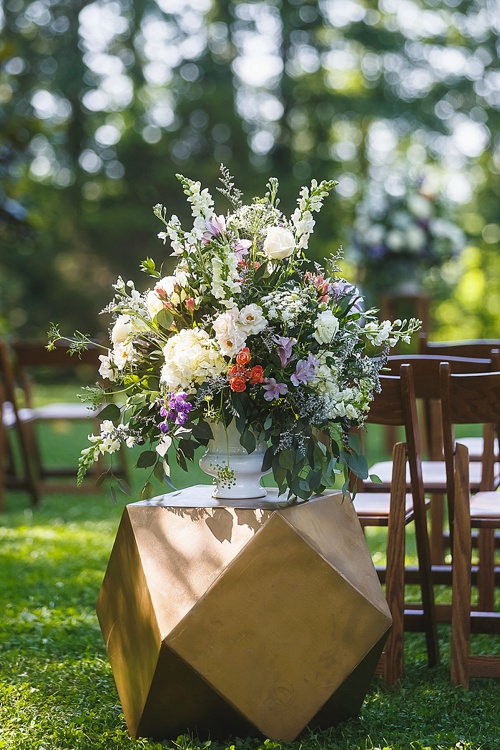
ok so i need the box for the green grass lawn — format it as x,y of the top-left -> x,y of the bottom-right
1,415 -> 500,750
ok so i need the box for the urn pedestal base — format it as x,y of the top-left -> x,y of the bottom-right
96,486 -> 391,742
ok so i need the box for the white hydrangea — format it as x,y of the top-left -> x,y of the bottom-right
161,328 -> 225,391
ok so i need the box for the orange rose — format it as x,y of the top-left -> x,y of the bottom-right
236,347 -> 251,366
249,365 -> 264,384
230,375 -> 247,392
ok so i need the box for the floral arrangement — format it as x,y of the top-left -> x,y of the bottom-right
48,167 -> 419,503
350,179 -> 465,302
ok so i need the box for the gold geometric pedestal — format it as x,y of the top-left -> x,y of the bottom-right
97,487 -> 391,742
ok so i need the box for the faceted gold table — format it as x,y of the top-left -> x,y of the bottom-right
96,487 -> 391,741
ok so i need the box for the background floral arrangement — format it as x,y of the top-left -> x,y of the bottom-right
350,178 -> 466,303
49,167 -> 419,503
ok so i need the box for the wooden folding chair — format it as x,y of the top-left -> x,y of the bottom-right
439,364 -> 500,686
419,333 -> 500,462
353,364 -> 439,685
0,340 -> 41,506
381,353 -> 500,569
8,340 -> 128,494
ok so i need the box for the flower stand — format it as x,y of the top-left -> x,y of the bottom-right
96,487 -> 391,742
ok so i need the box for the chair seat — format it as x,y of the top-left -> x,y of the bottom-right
458,436 -> 499,460
2,402 -> 36,427
33,403 -> 99,420
469,492 -> 500,520
353,492 -> 414,521
366,459 -> 495,491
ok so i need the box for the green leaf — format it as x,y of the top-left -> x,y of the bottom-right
262,446 -> 274,472
156,308 -> 174,331
140,481 -> 154,500
98,403 -> 121,422
341,450 -> 369,479
136,450 -> 157,469
369,473 -> 383,484
252,261 -> 269,284
179,439 -> 195,462
192,420 -> 213,441
348,431 -> 362,453
117,479 -> 131,495
278,448 -> 295,471
240,428 -> 256,453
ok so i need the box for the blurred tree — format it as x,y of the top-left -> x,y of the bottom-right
1,0 -> 499,338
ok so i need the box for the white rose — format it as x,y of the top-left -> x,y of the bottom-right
98,354 -> 116,382
156,276 -> 177,297
213,308 -> 239,339
263,226 -> 295,260
238,304 -> 267,335
111,315 -> 134,345
145,290 -> 164,318
313,309 -> 340,344
111,341 -> 136,371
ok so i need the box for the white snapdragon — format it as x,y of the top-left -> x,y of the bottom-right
184,179 -> 215,248
313,309 -> 340,344
161,328 -> 225,391
364,320 -> 393,347
88,421 -> 136,455
263,226 -> 295,260
211,250 -> 240,302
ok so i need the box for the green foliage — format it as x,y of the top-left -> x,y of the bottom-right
1,1 -> 500,339
1,486 -> 500,750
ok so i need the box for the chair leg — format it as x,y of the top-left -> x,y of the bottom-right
430,492 -> 446,566
412,489 -> 440,667
383,441 -> 407,686
451,443 -> 472,687
477,528 -> 495,612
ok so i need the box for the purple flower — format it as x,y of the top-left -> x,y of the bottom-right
331,280 -> 363,313
263,378 -> 288,401
202,214 -> 226,244
234,238 -> 251,261
273,335 -> 296,368
158,392 -> 193,432
291,353 -> 319,386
